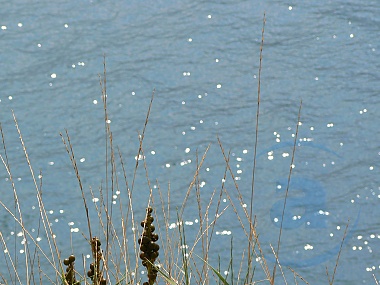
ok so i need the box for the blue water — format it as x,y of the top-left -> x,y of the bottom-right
1,1 -> 379,284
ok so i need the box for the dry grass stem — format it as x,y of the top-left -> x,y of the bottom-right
272,100 -> 303,284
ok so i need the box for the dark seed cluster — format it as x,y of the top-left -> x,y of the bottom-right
63,254 -> 78,285
87,237 -> 106,285
139,207 -> 159,285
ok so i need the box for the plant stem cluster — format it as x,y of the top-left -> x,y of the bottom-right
87,237 -> 106,285
139,207 -> 159,285
63,254 -> 78,285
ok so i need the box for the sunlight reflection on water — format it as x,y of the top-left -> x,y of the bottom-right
1,0 -> 380,283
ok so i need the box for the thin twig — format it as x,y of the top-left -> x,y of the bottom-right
330,220 -> 349,285
60,130 -> 92,241
373,274 -> 379,285
272,100 -> 302,283
287,267 -> 310,285
249,12 -> 266,277
131,89 -> 155,192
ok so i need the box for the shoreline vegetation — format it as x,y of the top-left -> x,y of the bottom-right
0,15 -> 353,285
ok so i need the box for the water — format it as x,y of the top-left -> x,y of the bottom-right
1,1 -> 379,284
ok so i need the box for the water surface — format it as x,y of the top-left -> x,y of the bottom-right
0,1 -> 379,284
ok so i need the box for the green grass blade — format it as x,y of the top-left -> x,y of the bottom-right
195,254 -> 229,285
